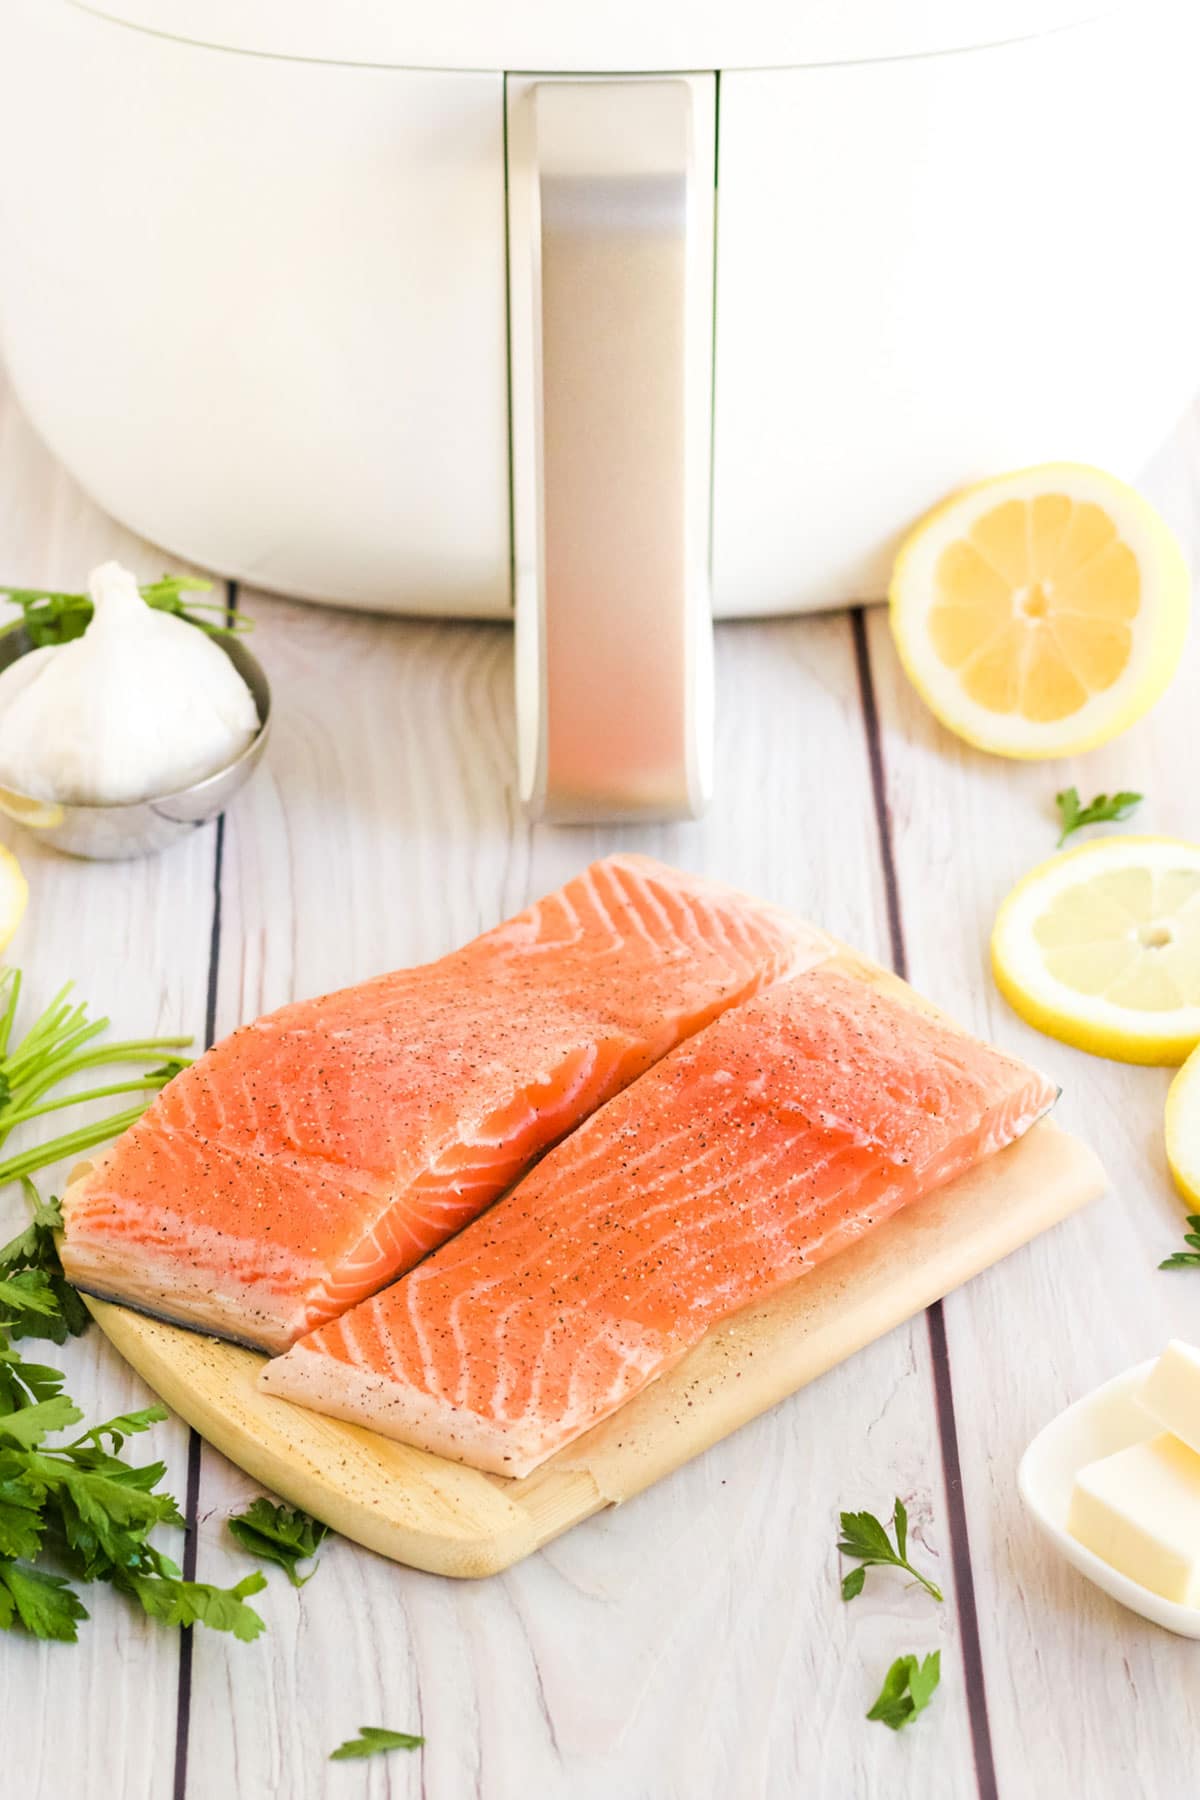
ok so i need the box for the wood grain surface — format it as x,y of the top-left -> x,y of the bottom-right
0,364 -> 1197,1800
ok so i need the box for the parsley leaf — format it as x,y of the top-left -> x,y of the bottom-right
67,1406 -> 168,1454
893,1494 -> 909,1560
228,1497 -> 330,1587
122,1567 -> 267,1641
0,1187 -> 89,1345
27,1451 -> 183,1567
0,576 -> 252,648
1159,1214 -> 1200,1270
1055,786 -> 1143,848
0,1561 -> 89,1642
838,1497 -> 943,1603
0,1396 -> 83,1449
0,1346 -> 68,1413
0,1269 -> 63,1321
841,1566 -> 866,1601
0,1476 -> 45,1559
330,1727 -> 425,1762
866,1651 -> 941,1731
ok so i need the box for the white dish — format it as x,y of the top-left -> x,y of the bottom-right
1019,1360 -> 1200,1640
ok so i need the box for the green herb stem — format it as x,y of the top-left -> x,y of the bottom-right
3,1016 -> 110,1091
0,964 -> 192,1208
6,985 -> 83,1065
3,1037 -> 192,1119
9,977 -> 69,1032
27,1035 -> 192,1071
0,1105 -> 149,1185
0,1076 -> 182,1132
0,971 -> 22,1057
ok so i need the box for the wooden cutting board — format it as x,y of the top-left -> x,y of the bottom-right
80,952 -> 1107,1579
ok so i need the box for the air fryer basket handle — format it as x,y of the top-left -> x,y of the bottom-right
506,76 -> 716,822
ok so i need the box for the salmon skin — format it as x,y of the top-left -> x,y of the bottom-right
61,856 -> 829,1352
261,964 -> 1057,1477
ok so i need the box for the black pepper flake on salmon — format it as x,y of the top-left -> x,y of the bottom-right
261,962 -> 1057,1478
59,856 -> 832,1354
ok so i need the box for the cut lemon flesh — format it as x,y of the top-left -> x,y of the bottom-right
0,787 -> 64,831
890,465 -> 1190,758
1166,1046 -> 1200,1207
0,844 -> 28,954
992,837 -> 1200,1064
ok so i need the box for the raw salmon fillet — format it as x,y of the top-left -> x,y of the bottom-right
61,855 -> 829,1351
261,964 -> 1057,1476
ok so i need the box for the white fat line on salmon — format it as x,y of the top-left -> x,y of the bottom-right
400,1072 -> 1058,1404
593,860 -> 669,958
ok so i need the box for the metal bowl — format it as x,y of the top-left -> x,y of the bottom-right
0,629 -> 272,861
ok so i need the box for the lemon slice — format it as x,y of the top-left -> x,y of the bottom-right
890,465 -> 1190,758
992,836 -> 1200,1064
0,787 -> 64,831
1165,1047 -> 1200,1207
0,844 -> 28,954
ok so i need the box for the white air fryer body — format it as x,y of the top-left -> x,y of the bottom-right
1,0 -> 1197,814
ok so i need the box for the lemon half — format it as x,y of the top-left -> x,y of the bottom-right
1166,1047 -> 1200,1208
0,845 -> 27,954
890,464 -> 1190,758
992,836 -> 1200,1064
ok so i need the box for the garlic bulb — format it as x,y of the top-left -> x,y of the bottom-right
0,562 -> 260,805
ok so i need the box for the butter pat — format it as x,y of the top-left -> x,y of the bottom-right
1068,1433 -> 1200,1607
1139,1340 -> 1200,1456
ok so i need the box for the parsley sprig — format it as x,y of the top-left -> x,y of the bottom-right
228,1498 -> 330,1587
1055,786 -> 1143,848
330,1727 -> 424,1762
0,575 -> 252,647
838,1497 -> 944,1603
866,1651 -> 941,1731
1159,1214 -> 1200,1271
0,1188 -> 266,1644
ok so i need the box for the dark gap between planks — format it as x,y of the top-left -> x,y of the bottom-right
172,582 -> 237,1800
851,604 -> 1000,1800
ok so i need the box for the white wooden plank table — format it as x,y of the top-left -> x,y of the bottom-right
0,365 -> 1197,1800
